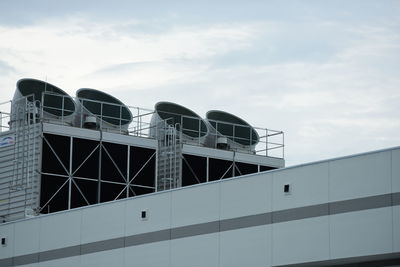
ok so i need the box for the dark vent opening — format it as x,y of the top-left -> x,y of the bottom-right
141,210 -> 147,219
284,184 -> 290,193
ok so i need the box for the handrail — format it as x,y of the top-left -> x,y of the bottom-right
0,95 -> 284,159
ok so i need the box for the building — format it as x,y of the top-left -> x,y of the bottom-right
0,79 -> 399,266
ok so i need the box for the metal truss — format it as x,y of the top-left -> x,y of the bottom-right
39,133 -> 156,214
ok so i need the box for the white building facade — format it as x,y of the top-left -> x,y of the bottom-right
1,146 -> 399,267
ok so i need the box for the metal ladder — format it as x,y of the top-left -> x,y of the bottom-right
157,122 -> 182,191
9,97 -> 40,215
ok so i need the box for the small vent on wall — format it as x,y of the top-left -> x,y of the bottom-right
284,184 -> 291,194
141,210 -> 148,220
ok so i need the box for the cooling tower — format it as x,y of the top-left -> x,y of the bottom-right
75,88 -> 133,134
12,78 -> 76,126
150,102 -> 208,145
206,110 -> 259,152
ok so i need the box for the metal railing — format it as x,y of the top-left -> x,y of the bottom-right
0,95 -> 284,158
152,110 -> 284,158
0,100 -> 11,132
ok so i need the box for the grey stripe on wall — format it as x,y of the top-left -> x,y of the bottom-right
393,192 -> 400,205
273,203 -> 328,223
81,237 -> 125,254
329,193 -> 392,214
125,229 -> 170,247
3,192 -> 400,267
220,213 -> 271,231
171,221 -> 220,239
39,245 -> 81,262
10,253 -> 38,266
273,252 -> 400,267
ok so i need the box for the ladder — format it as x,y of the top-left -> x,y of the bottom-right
157,122 -> 182,191
9,96 -> 40,215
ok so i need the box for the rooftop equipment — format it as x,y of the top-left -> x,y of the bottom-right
150,102 -> 208,145
206,110 -> 259,152
12,78 -> 76,126
75,88 -> 133,134
0,78 -> 285,222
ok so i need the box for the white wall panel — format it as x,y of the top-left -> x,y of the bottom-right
1,146 -> 398,267
220,225 -> 270,267
220,173 -> 272,220
170,233 -> 219,267
392,148 -> 400,193
39,210 -> 82,251
124,240 -> 170,267
393,206 -> 400,252
273,163 -> 329,211
330,151 -> 391,202
39,255 -> 80,267
14,218 -> 40,256
171,183 -> 219,228
125,192 -> 171,236
330,207 -> 393,259
272,216 -> 329,266
81,201 -> 126,244
80,248 -> 123,267
0,223 -> 14,259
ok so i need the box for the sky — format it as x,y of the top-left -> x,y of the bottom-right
0,0 -> 399,166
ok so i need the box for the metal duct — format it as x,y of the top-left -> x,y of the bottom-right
75,88 -> 133,134
206,110 -> 259,152
150,102 -> 208,145
12,78 -> 76,126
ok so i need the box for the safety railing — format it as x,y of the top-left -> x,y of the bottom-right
152,110 -> 284,158
1,94 -> 284,158
0,100 -> 11,132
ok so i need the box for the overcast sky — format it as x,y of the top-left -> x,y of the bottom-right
0,0 -> 399,166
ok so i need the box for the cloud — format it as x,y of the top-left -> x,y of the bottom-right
0,16 -> 260,94
0,13 -> 399,166
0,60 -> 16,74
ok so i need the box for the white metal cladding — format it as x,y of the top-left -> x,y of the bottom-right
0,146 -> 399,266
0,124 -> 41,222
